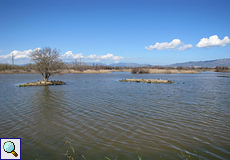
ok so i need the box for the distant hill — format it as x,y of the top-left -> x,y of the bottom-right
63,62 -> 106,66
62,58 -> 230,68
86,62 -> 106,66
109,58 -> 230,67
168,58 -> 230,67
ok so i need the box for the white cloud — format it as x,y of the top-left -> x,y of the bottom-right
0,49 -> 125,64
0,49 -> 31,59
86,54 -> 97,59
85,53 -> 124,61
145,39 -> 182,50
0,48 -> 40,64
61,51 -> 84,60
145,39 -> 194,51
73,53 -> 84,59
61,51 -> 125,63
98,53 -> 124,60
62,52 -> 124,61
178,44 -> 193,51
196,35 -> 230,48
62,51 -> 74,58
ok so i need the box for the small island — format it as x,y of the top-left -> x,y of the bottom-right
19,80 -> 66,87
217,75 -> 230,78
17,47 -> 67,87
119,79 -> 174,83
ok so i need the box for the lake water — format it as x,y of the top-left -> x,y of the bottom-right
0,72 -> 230,160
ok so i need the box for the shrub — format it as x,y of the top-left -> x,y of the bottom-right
131,67 -> 150,74
131,67 -> 140,74
139,68 -> 150,74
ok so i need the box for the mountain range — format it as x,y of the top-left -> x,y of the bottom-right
168,58 -> 230,67
107,58 -> 230,67
66,58 -> 230,67
108,63 -> 151,67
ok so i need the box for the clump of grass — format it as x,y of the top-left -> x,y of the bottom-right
181,150 -> 201,160
64,141 -> 77,160
63,141 -> 143,160
63,140 -> 77,160
105,157 -> 118,160
63,141 -> 201,160
18,84 -> 26,87
63,140 -> 88,160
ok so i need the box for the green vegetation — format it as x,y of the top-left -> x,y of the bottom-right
181,150 -> 201,160
63,141 -> 202,160
18,84 -> 27,87
63,141 -> 87,160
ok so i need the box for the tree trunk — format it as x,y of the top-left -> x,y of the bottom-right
43,73 -> 50,82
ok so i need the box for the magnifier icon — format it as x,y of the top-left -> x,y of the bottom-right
3,141 -> 18,157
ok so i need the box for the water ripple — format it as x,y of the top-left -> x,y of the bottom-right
0,73 -> 230,159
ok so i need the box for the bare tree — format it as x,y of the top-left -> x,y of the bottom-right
30,47 -> 61,82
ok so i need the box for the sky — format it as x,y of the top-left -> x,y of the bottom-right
0,0 -> 230,65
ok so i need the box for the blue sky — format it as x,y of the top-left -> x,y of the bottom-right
0,0 -> 230,65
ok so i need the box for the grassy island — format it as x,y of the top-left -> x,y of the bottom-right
119,79 -> 174,83
19,80 -> 66,87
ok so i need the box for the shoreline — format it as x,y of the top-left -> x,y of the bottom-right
0,69 -> 210,75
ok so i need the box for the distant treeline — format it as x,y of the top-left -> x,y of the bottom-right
131,66 -> 213,74
0,62 -> 130,72
215,66 -> 229,72
0,63 -> 36,71
0,62 -> 229,72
